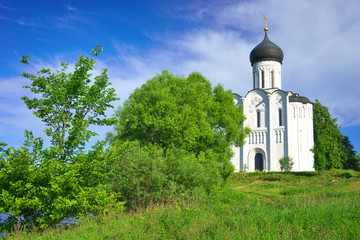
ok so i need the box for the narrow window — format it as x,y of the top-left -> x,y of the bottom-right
257,110 -> 261,128
261,71 -> 265,88
279,109 -> 283,126
271,71 -> 274,88
279,131 -> 282,143
253,72 -> 256,89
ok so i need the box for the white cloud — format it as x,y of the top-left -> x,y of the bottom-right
0,3 -> 16,11
0,77 -> 28,99
65,4 -> 77,12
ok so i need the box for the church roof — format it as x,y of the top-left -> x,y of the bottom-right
233,89 -> 312,105
289,94 -> 311,104
249,31 -> 284,66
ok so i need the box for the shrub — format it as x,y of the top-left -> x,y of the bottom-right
279,156 -> 294,172
106,141 -> 222,209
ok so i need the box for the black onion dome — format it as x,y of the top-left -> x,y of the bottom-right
249,32 -> 284,66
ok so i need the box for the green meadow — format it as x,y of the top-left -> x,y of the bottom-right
10,170 -> 360,239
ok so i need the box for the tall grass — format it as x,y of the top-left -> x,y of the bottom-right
9,170 -> 360,239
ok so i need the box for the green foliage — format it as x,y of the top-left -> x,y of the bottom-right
342,136 -> 359,171
20,47 -> 119,161
0,132 -> 124,232
106,141 -> 222,209
279,156 -> 294,172
312,99 -> 346,170
0,142 -> 7,152
14,171 -> 360,239
109,70 -> 250,182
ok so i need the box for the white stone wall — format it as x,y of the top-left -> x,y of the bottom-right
242,90 -> 269,172
268,90 -> 287,171
287,100 -> 315,171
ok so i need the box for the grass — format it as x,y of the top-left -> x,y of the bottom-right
9,169 -> 360,239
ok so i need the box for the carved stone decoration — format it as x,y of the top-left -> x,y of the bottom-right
249,95 -> 263,113
259,103 -> 265,112
275,95 -> 282,107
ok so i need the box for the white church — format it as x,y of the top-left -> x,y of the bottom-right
231,18 -> 315,172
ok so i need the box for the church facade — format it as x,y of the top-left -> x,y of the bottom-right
231,22 -> 314,172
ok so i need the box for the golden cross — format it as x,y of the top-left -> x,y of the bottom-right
264,15 -> 268,32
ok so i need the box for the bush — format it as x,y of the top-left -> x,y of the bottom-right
279,156 -> 294,172
106,141 -> 222,209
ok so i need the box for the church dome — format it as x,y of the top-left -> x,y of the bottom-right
249,31 -> 284,66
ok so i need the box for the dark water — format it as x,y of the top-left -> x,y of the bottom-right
0,213 -> 9,237
0,212 -> 91,237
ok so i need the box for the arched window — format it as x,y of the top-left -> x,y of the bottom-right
271,71 -> 274,88
257,110 -> 261,128
293,107 -> 296,118
279,109 -> 283,126
279,131 -> 282,143
255,153 -> 264,171
253,72 -> 256,89
261,71 -> 265,88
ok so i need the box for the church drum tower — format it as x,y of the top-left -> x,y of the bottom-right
231,16 -> 314,172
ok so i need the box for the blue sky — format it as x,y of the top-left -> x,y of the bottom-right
1,0 -> 360,153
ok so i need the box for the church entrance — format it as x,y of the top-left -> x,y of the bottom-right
255,153 -> 264,171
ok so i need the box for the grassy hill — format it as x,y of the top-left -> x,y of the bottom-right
10,170 -> 360,239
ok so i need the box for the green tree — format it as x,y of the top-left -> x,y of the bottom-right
312,99 -> 345,170
108,70 -> 250,181
0,47 -> 123,232
342,136 -> 359,170
20,46 -> 118,161
0,133 -> 123,231
279,156 -> 294,172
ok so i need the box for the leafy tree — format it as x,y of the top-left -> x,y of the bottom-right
312,99 -> 345,170
342,136 -> 359,171
0,131 -> 124,232
0,47 -> 123,232
356,154 -> 360,171
20,46 -> 118,161
279,156 -> 294,172
108,70 -> 250,181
